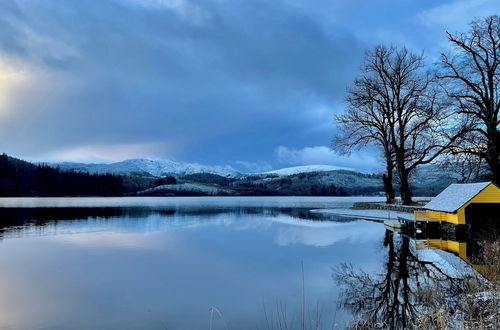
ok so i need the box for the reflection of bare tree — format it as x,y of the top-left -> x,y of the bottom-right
334,230 -> 462,329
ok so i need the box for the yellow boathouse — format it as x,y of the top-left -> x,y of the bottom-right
414,182 -> 500,225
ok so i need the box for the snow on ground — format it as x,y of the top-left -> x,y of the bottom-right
311,208 -> 413,222
260,164 -> 349,176
55,158 -> 240,177
416,248 -> 475,278
137,183 -> 233,195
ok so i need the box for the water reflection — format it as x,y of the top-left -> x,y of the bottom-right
334,218 -> 500,329
0,197 -> 387,329
275,221 -> 382,247
3,197 -> 490,329
334,230 -> 468,329
0,205 -> 356,241
414,220 -> 500,280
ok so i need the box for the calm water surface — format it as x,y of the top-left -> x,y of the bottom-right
0,197 -> 422,329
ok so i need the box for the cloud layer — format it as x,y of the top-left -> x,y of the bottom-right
0,0 -> 498,171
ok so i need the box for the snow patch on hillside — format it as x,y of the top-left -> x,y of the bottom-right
260,165 -> 349,176
54,158 -> 240,177
136,183 -> 233,195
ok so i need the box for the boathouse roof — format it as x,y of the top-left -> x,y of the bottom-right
424,182 -> 493,213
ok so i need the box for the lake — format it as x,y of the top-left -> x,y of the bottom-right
0,197 -> 467,329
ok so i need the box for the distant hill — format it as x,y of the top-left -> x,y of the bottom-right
54,158 -> 240,178
240,170 -> 382,196
52,158 -> 459,197
260,165 -> 347,176
409,164 -> 461,196
0,154 -> 460,197
54,160 -> 354,179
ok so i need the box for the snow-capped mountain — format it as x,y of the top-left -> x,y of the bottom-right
54,159 -> 240,177
52,160 -> 355,178
259,165 -> 350,176
44,157 -> 456,196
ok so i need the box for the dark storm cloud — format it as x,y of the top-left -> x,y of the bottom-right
0,0 -> 498,170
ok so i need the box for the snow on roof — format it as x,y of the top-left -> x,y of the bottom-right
424,182 -> 492,213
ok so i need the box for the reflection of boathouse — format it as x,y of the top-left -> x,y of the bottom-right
415,238 -> 491,277
414,182 -> 500,226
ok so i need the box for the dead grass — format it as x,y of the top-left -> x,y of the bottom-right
480,240 -> 500,284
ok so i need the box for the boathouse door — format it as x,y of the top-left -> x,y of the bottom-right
464,203 -> 500,233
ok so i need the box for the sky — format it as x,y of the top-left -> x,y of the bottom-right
0,0 -> 499,173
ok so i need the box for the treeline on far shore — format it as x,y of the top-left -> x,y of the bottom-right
0,153 -> 124,197
0,153 -> 452,197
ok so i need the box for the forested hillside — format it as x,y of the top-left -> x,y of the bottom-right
0,154 -> 456,197
137,167 -> 454,197
0,154 -> 124,196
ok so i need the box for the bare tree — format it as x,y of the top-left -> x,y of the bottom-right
380,46 -> 465,205
336,45 -> 465,205
442,147 -> 487,183
438,16 -> 500,184
334,73 -> 396,204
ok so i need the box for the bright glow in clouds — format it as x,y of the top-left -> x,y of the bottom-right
0,56 -> 32,118
40,142 -> 175,163
0,1 -> 498,171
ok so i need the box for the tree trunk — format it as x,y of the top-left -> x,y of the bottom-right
399,171 -> 413,205
486,130 -> 500,185
394,145 -> 413,205
383,162 -> 396,204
